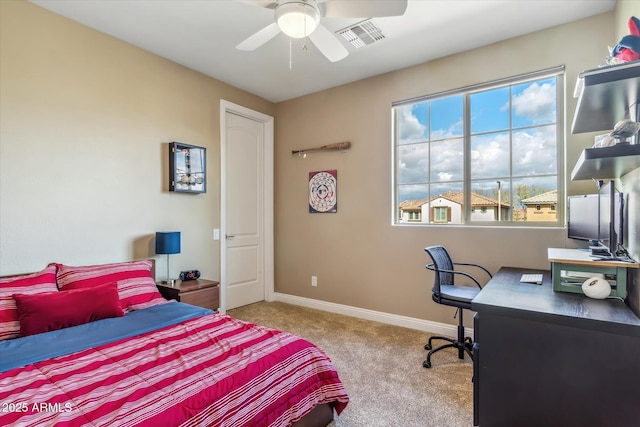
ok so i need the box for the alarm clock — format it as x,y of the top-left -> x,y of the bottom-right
179,270 -> 201,281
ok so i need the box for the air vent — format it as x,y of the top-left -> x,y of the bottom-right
337,19 -> 385,49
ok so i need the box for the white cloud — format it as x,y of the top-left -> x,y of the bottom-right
513,126 -> 557,175
512,82 -> 556,124
398,106 -> 426,142
398,144 -> 428,183
438,172 -> 453,181
471,133 -> 510,178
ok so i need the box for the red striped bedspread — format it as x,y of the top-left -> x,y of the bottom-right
0,312 -> 349,426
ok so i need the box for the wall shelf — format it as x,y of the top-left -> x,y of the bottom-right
571,61 -> 639,134
570,61 -> 640,180
570,144 -> 640,180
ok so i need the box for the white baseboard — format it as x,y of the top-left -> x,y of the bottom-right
272,292 -> 473,338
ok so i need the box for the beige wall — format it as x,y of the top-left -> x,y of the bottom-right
615,0 -> 640,316
615,0 -> 639,42
274,12 -> 616,323
0,0 -> 274,279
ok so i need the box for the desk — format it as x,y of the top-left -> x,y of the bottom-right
472,267 -> 640,427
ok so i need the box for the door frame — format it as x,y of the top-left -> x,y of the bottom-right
219,100 -> 274,314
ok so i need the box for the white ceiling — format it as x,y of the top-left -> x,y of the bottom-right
29,0 -> 616,103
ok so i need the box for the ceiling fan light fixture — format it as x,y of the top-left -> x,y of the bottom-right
275,1 -> 320,39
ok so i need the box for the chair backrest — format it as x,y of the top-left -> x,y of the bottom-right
425,245 -> 455,294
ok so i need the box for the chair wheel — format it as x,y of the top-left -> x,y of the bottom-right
425,344 -> 432,350
423,360 -> 431,368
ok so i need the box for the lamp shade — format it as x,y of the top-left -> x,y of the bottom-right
155,232 -> 181,255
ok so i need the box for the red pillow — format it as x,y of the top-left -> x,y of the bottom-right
55,260 -> 167,311
0,265 -> 58,341
13,282 -> 124,337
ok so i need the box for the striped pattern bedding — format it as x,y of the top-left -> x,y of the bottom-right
0,312 -> 349,426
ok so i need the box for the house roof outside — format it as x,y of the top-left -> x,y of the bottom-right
398,198 -> 429,212
521,190 -> 558,205
399,191 -> 511,212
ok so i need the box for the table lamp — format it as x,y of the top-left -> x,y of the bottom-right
155,231 -> 181,285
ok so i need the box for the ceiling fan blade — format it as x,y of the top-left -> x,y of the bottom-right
308,24 -> 348,62
236,22 -> 281,51
235,0 -> 278,9
321,0 -> 408,18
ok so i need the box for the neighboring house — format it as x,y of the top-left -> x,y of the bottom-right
398,191 -> 511,224
398,198 -> 429,223
520,190 -> 558,222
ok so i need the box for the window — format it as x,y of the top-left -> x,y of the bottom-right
434,207 -> 448,222
393,67 -> 564,226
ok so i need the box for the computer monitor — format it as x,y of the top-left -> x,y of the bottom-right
567,194 -> 598,241
598,181 -> 624,256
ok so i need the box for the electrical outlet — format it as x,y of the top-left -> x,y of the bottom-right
311,276 -> 317,287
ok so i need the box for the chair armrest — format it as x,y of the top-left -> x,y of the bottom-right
453,262 -> 493,280
426,263 -> 485,288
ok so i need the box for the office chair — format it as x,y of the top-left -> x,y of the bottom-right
423,245 -> 492,368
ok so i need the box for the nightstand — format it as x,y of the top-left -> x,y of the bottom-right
156,279 -> 220,311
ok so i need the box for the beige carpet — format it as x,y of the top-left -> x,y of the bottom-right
228,301 -> 473,427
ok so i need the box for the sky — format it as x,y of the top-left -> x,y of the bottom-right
396,77 -> 558,204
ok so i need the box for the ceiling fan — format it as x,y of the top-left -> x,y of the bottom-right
236,0 -> 408,62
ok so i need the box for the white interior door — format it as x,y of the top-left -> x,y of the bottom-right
220,101 -> 273,312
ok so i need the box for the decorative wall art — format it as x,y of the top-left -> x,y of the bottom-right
292,141 -> 351,157
309,170 -> 337,213
169,142 -> 206,193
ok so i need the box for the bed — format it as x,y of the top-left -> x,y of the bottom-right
0,260 -> 349,426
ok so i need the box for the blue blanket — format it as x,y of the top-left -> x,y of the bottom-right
0,302 -> 213,373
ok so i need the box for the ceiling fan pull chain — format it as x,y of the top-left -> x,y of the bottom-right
289,37 -> 293,71
302,2 -> 308,52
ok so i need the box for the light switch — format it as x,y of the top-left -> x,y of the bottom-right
213,229 -> 220,240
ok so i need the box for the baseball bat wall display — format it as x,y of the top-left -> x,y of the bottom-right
292,141 -> 351,157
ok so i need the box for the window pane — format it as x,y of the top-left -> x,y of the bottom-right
471,87 -> 509,133
398,143 -> 428,184
430,189 -> 464,224
512,177 -> 558,222
398,184 -> 428,224
434,207 -> 447,222
470,131 -> 510,179
431,183 -> 463,197
430,138 -> 463,182
398,184 -> 428,204
512,125 -> 557,176
430,95 -> 463,140
512,78 -> 556,128
471,180 -> 511,221
397,103 -> 428,145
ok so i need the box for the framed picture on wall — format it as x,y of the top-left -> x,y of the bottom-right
309,170 -> 337,213
169,142 -> 206,193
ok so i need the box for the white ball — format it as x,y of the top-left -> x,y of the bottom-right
581,277 -> 611,299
